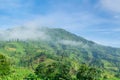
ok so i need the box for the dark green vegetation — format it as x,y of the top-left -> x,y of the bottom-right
0,27 -> 120,79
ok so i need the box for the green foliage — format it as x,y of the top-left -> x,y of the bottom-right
76,64 -> 103,80
35,61 -> 72,80
24,73 -> 38,80
0,28 -> 119,79
0,54 -> 11,77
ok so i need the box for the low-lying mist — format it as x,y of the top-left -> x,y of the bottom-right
0,26 -> 89,48
58,39 -> 89,48
0,26 -> 50,41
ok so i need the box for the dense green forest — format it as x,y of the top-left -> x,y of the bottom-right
0,28 -> 120,80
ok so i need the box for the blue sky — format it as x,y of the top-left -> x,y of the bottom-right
0,0 -> 120,47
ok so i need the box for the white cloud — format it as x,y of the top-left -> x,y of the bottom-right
21,11 -> 106,31
58,40 -> 89,48
58,40 -> 83,46
0,26 -> 50,41
100,0 -> 120,13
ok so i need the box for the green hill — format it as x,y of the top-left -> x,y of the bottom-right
0,27 -> 120,79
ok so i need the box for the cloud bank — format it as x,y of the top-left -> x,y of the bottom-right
58,40 -> 89,48
0,26 -> 50,41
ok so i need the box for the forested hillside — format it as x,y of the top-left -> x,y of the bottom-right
0,27 -> 120,80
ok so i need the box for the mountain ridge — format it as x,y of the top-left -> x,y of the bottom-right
0,27 -> 120,79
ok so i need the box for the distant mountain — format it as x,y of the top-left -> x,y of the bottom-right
0,27 -> 120,79
45,28 -> 120,70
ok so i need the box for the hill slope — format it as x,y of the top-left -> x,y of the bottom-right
0,27 -> 120,79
